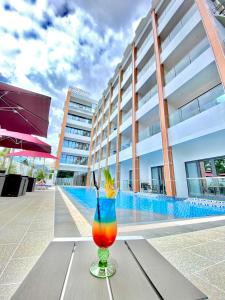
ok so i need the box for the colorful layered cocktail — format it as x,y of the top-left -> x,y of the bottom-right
90,169 -> 117,278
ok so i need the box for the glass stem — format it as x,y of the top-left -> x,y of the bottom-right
98,248 -> 109,268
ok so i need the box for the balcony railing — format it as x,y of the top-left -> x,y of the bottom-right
138,85 -> 157,108
69,102 -> 94,113
139,122 -> 161,141
122,110 -> 132,122
121,142 -> 132,150
137,31 -> 153,58
164,37 -> 209,84
67,115 -> 92,124
158,0 -> 178,24
122,84 -> 132,100
123,65 -> 132,81
161,4 -> 197,50
169,84 -> 225,126
137,56 -> 155,81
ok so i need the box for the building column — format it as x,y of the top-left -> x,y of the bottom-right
115,70 -> 123,189
86,114 -> 96,187
105,85 -> 113,168
195,0 -> 225,88
98,98 -> 106,187
152,10 -> 176,197
55,89 -> 71,170
131,44 -> 140,193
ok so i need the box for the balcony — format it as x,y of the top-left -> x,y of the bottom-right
158,0 -> 185,34
165,37 -> 209,85
61,147 -> 89,157
137,132 -> 162,157
69,102 -> 94,114
63,132 -> 91,143
136,59 -> 156,92
122,64 -> 132,88
119,145 -> 132,162
121,85 -> 132,109
112,85 -> 119,102
136,93 -> 159,121
67,118 -> 92,130
108,154 -> 116,166
136,34 -> 154,66
168,90 -> 225,146
139,122 -> 161,142
169,84 -> 225,126
110,106 -> 118,122
165,47 -> 215,99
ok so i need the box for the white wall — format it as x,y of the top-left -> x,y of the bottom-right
120,159 -> 132,189
173,129 -> 225,197
139,151 -> 163,183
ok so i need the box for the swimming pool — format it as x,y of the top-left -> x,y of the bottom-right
63,187 -> 225,224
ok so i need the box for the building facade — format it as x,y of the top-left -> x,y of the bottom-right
87,0 -> 225,198
56,87 -> 97,185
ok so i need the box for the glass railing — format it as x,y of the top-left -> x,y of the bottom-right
110,149 -> 117,156
122,110 -> 132,122
138,85 -> 157,108
158,0 -> 178,24
65,127 -> 91,137
139,122 -> 161,141
161,4 -> 197,51
123,65 -> 132,81
187,177 -> 225,199
110,125 -> 117,135
121,142 -> 132,150
137,56 -> 155,81
67,115 -> 92,124
137,31 -> 153,57
165,37 -> 209,84
122,85 -> 132,100
120,180 -> 132,191
169,84 -> 225,126
69,102 -> 94,113
113,85 -> 119,98
140,179 -> 166,194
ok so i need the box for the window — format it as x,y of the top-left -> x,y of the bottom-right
67,114 -> 92,124
60,154 -> 88,165
63,139 -> 89,151
65,126 -> 91,137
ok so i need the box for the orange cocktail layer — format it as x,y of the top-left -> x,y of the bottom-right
92,221 -> 117,248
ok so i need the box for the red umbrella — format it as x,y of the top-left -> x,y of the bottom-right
0,82 -> 51,137
0,129 -> 51,153
7,150 -> 57,159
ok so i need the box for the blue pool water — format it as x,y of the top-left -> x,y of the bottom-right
64,187 -> 225,223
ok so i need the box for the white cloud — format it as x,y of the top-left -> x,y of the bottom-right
0,0 -> 149,154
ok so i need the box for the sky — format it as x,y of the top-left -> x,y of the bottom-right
0,0 -> 150,154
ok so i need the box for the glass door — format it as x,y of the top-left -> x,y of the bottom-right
151,166 -> 165,194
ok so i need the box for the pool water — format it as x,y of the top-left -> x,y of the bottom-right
63,187 -> 225,224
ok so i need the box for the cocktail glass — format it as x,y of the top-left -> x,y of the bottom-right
90,196 -> 117,278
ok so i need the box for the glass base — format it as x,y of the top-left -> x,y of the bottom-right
90,261 -> 116,278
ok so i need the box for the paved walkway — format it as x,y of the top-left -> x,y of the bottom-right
0,189 -> 55,300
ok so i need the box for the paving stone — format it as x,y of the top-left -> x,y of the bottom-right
195,261 -> 225,292
158,248 -> 214,276
0,256 -> 39,284
189,241 -> 225,263
187,274 -> 225,300
0,284 -> 19,300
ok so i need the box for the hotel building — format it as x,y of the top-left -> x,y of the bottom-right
56,87 -> 97,185
87,0 -> 225,198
